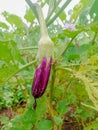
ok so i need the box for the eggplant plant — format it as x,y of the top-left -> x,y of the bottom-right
0,0 -> 98,130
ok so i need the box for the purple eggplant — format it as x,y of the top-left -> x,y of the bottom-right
32,57 -> 52,109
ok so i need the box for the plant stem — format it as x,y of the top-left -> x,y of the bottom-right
25,0 -> 38,20
46,0 -> 61,21
92,31 -> 97,45
18,60 -> 36,72
47,0 -> 71,26
49,64 -> 66,130
49,65 -> 55,105
26,0 -> 71,28
19,46 -> 38,50
47,0 -> 54,16
56,67 -> 73,72
35,3 -> 48,37
57,29 -> 83,60
58,35 -> 77,58
48,64 -> 57,129
6,60 -> 37,82
81,102 -> 97,111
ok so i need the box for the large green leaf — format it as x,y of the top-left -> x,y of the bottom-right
36,119 -> 53,130
24,8 -> 35,22
0,40 -> 23,85
57,98 -> 69,114
2,11 -> 24,28
10,109 -> 36,130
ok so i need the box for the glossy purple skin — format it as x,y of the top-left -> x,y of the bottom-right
32,57 -> 52,99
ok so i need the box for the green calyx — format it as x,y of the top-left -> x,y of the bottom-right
37,36 -> 54,61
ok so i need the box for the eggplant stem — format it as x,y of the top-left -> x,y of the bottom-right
33,98 -> 37,110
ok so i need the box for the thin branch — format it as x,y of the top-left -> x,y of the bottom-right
57,30 -> 83,59
81,102 -> 97,111
47,0 -> 54,16
6,60 -> 37,82
19,46 -> 38,50
35,3 -> 48,37
25,0 -> 39,20
56,67 -> 74,73
46,0 -> 61,21
92,31 -> 98,45
57,35 -> 77,59
47,0 -> 71,26
48,64 -> 57,129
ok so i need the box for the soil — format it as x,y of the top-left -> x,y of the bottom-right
0,107 -> 15,129
0,104 -> 83,130
62,118 -> 83,130
0,102 -> 26,129
0,107 -> 16,119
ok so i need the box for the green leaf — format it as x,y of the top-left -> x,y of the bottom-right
2,11 -> 24,28
24,8 -> 34,22
59,12 -> 66,21
36,119 -> 53,130
54,116 -> 63,125
68,54 -> 80,61
0,116 -> 9,125
9,109 -> 35,130
0,40 -> 23,84
70,1 -> 84,21
84,120 -> 98,130
78,8 -> 89,25
0,31 -> 14,41
57,98 -> 69,114
78,0 -> 95,24
22,109 -> 36,124
0,40 -> 22,63
89,22 -> 98,32
55,5 -> 66,21
36,96 -> 48,120
0,22 -> 9,29
0,31 -> 5,41
90,0 -> 98,22
11,111 -> 34,130
71,0 -> 94,22
63,29 -> 80,38
25,0 -> 39,21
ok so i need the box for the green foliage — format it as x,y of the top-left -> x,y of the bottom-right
54,116 -> 63,125
84,120 -> 98,130
0,22 -> 9,29
57,98 -> 69,114
0,40 -> 23,84
36,119 -> 53,130
24,8 -> 35,22
0,0 -> 98,130
71,0 -> 95,23
90,0 -> 98,22
2,11 -> 24,28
